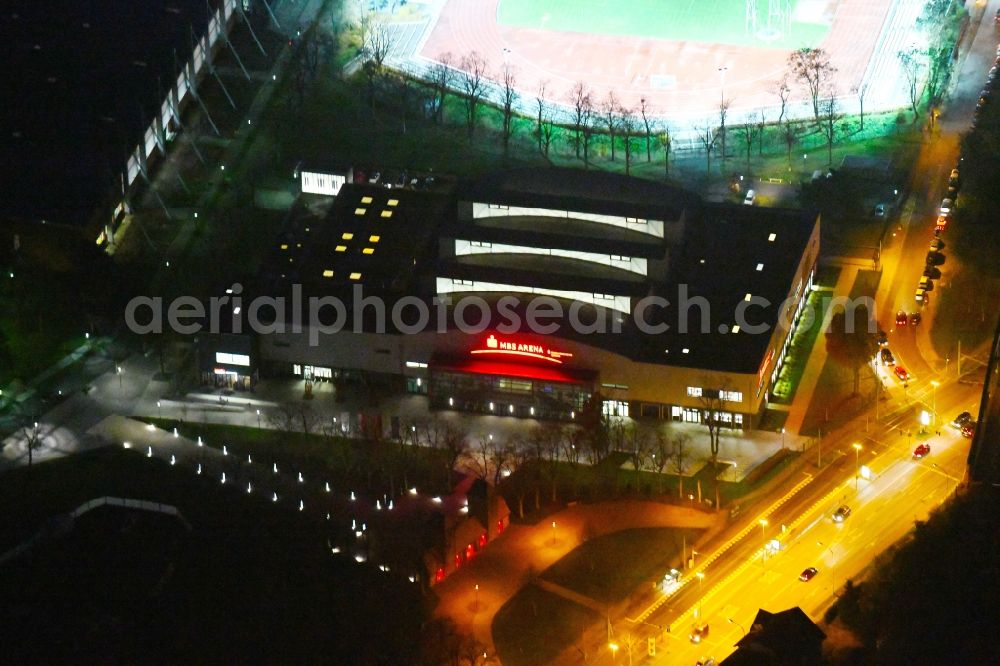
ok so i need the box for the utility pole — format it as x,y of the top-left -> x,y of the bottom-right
817,428 -> 822,467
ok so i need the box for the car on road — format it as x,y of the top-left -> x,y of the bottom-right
913,443 -> 931,459
919,276 -> 934,292
877,329 -> 889,347
833,505 -> 852,522
879,348 -> 895,366
935,214 -> 949,232
949,168 -> 960,185
894,366 -> 910,382
952,411 -> 973,428
896,311 -> 908,327
743,189 -> 756,205
874,203 -> 886,218
962,423 -> 976,439
909,312 -> 922,326
915,288 -> 928,304
690,624 -> 710,643
929,238 -> 944,251
799,567 -> 819,582
923,265 -> 941,280
940,198 -> 953,215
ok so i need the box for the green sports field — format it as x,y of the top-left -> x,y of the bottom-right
497,0 -> 830,49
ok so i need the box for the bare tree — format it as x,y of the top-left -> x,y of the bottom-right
787,47 -> 836,121
695,124 -> 718,174
359,15 -> 393,111
756,109 -> 766,156
651,428 -> 671,493
20,421 -> 42,469
697,381 -> 734,468
817,92 -> 841,165
852,82 -> 869,130
718,97 -> 731,173
736,114 -> 761,173
470,433 -> 513,487
897,49 -> 924,121
580,95 -> 597,168
639,97 -> 654,162
567,81 -> 592,159
395,73 -> 414,133
671,433 -> 690,499
428,53 -> 454,124
534,80 -> 549,155
782,121 -> 797,167
602,90 -> 620,161
619,105 -> 639,175
499,63 -> 519,157
775,75 -> 792,124
459,51 -> 488,137
622,423 -> 652,488
658,124 -> 672,177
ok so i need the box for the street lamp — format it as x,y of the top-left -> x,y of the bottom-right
852,443 -> 863,490
759,519 -> 768,561
474,583 -> 479,612
696,571 -> 705,619
930,380 -> 940,429
157,400 -> 161,420
116,365 -> 123,391
608,641 -> 619,664
256,408 -> 261,428
781,427 -> 786,449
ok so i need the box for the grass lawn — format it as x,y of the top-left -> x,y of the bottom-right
498,0 -> 828,48
541,527 -> 701,604
492,584 -> 600,666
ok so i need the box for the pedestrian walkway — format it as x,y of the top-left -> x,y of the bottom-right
0,337 -> 100,412
783,266 -> 860,435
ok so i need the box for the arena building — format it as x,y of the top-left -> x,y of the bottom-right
252,168 -> 819,430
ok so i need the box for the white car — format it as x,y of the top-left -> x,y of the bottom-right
940,198 -> 953,215
743,189 -> 756,205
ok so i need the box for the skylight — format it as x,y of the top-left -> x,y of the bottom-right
768,233 -> 776,241
361,196 -> 373,204
369,235 -> 380,243
349,272 -> 361,280
756,263 -> 764,271
354,208 -> 366,216
322,269 -> 334,278
335,245 -> 346,252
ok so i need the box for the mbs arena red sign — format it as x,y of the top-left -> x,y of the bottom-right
470,335 -> 574,364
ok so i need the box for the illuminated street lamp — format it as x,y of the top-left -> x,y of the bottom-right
930,380 -> 940,429
696,572 -> 705,619
852,443 -> 863,490
474,583 -> 479,612
256,408 -> 261,428
608,641 -> 619,664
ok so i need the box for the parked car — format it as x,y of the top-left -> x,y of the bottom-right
913,443 -> 931,459
930,238 -> 944,251
915,288 -> 927,304
874,203 -> 886,218
833,505 -> 852,523
799,567 -> 819,582
877,329 -> 889,346
940,198 -> 953,215
896,311 -> 908,327
919,276 -> 933,292
927,251 -> 944,266
743,189 -> 756,205
894,366 -> 910,382
962,423 -> 976,439
923,265 -> 941,279
952,411 -> 973,428
949,168 -> 960,185
880,348 -> 895,366
909,312 -> 922,326
935,214 -> 949,232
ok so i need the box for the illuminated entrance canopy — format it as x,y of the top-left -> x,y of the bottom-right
471,334 -> 574,364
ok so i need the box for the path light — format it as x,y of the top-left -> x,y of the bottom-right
376,500 -> 382,511
326,513 -> 330,520
272,492 -> 278,502
352,518 -> 356,530
247,453 -> 252,464
147,446 -> 153,458
409,487 -> 417,495
299,499 -> 304,511
223,445 -> 228,456
298,472 -> 304,483
197,436 -> 203,447
173,428 -> 178,438
123,441 -> 131,449
170,455 -> 176,466
221,472 -> 227,484
350,491 -> 356,501
247,482 -> 252,494
388,500 -> 394,510
273,462 -> 278,474
197,463 -> 202,475
325,482 -> 331,492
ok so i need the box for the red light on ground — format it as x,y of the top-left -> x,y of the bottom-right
471,334 -> 573,364
435,568 -> 445,583
466,544 -> 475,560
497,520 -> 505,534
454,554 -> 462,569
479,533 -> 488,547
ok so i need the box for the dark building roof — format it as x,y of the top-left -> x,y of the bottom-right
724,607 -> 826,665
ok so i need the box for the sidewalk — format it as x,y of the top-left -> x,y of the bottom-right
783,266 -> 860,435
0,338 -> 100,412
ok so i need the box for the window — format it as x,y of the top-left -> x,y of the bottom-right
768,233 -> 777,241
405,361 -> 428,369
361,196 -> 373,204
721,390 -> 743,403
488,203 -> 509,210
349,272 -> 361,280
610,255 -> 628,262
744,293 -> 752,302
293,364 -> 302,375
322,269 -> 334,278
594,293 -> 615,301
470,240 -> 492,248
215,352 -> 250,367
756,263 -> 764,271
342,232 -> 353,240
452,278 -> 474,286
280,243 -> 288,250
354,208 -> 366,216
601,383 -> 629,390
335,245 -> 347,252
380,210 -> 393,218
362,247 -> 374,255
387,198 -> 399,207
735,414 -> 744,425
369,235 -> 380,243
686,386 -> 702,397
625,217 -> 647,224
